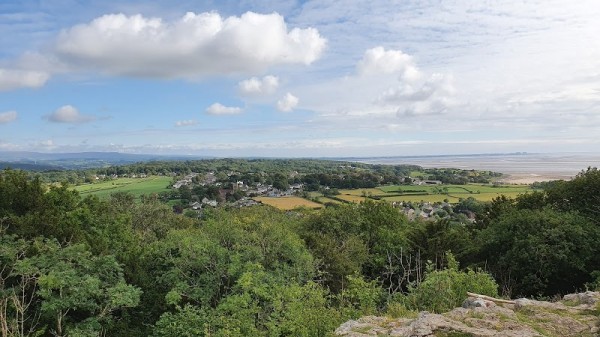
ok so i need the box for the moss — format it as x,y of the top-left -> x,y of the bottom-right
433,331 -> 474,337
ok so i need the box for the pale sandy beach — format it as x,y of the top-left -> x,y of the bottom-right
497,174 -> 571,184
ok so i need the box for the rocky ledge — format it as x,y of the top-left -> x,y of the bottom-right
335,291 -> 600,337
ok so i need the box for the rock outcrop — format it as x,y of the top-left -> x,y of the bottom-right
335,292 -> 600,337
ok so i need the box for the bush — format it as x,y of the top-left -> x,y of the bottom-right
338,273 -> 385,316
399,253 -> 498,313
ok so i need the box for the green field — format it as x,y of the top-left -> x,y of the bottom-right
316,196 -> 345,205
339,183 -> 534,204
73,176 -> 172,200
339,188 -> 384,196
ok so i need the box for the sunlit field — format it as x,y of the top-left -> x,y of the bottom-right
73,176 -> 172,200
254,196 -> 324,210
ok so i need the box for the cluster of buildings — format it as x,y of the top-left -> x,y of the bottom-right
393,201 -> 474,222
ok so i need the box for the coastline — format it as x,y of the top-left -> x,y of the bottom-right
498,173 -> 572,184
353,153 -> 599,184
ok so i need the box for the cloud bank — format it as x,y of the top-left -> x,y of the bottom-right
54,11 -> 326,78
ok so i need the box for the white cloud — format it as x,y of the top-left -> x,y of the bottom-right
45,105 -> 96,123
206,103 -> 243,115
238,75 -> 280,96
175,119 -> 198,127
357,47 -> 421,81
0,111 -> 17,124
0,68 -> 49,91
28,139 -> 57,150
277,92 -> 299,112
54,11 -> 327,78
295,47 -> 455,119
344,48 -> 455,117
0,141 -> 20,150
378,73 -> 456,117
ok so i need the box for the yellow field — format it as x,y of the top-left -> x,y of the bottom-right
336,194 -> 369,203
254,196 -> 324,210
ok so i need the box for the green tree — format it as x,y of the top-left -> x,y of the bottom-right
478,208 -> 599,297
545,167 -> 600,222
15,240 -> 141,336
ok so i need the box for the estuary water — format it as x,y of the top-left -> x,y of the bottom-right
352,153 -> 600,182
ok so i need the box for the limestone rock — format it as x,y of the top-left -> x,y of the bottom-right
563,291 -> 600,306
335,292 -> 600,337
462,296 -> 497,309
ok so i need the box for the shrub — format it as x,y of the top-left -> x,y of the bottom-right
399,253 -> 498,313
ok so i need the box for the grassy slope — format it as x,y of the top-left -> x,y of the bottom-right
73,176 -> 172,200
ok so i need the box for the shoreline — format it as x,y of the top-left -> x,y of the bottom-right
498,173 -> 573,185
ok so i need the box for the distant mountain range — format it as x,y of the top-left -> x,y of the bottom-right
0,151 -> 213,170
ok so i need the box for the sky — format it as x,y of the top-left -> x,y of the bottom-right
1,0 -> 599,157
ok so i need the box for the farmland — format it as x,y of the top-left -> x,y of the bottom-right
72,176 -> 533,208
254,196 -> 324,210
337,183 -> 534,204
73,176 -> 172,200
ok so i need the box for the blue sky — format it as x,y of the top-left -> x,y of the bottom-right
1,0 -> 599,157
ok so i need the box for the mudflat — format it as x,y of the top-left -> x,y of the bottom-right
355,153 -> 600,183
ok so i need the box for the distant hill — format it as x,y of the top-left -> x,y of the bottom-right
0,161 -> 64,171
0,151 -> 213,170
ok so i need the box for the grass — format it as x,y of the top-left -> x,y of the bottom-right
341,188 -> 387,196
433,333 -> 473,337
253,196 -> 324,210
338,183 -> 533,204
382,195 -> 462,203
336,194 -> 370,203
73,176 -> 172,200
317,197 -> 345,205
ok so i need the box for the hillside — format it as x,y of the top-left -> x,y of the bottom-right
336,292 -> 600,337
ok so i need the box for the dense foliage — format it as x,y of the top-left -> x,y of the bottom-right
25,158 -> 501,188
1,165 -> 599,336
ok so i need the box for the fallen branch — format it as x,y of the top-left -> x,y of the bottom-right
467,292 -> 516,304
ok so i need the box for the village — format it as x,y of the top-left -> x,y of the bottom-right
167,171 -> 475,223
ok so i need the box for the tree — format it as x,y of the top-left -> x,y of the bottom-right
0,169 -> 45,218
14,240 -> 141,336
0,234 -> 40,337
477,208 -> 600,297
407,219 -> 471,270
545,167 -> 600,222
